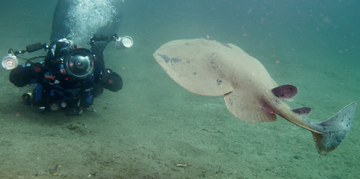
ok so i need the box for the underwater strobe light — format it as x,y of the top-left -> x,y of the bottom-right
115,36 -> 133,50
2,54 -> 18,70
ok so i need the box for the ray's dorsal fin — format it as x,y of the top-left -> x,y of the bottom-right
272,85 -> 298,99
292,107 -> 311,116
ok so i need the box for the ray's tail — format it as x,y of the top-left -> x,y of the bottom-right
308,102 -> 357,155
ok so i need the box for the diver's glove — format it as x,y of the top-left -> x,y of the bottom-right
9,66 -> 32,87
9,62 -> 50,87
102,68 -> 123,92
9,64 -> 42,87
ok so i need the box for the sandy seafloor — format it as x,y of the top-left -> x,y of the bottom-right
0,1 -> 359,179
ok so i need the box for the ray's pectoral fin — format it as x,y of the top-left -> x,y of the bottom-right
272,84 -> 298,99
153,40 -> 234,97
224,90 -> 277,123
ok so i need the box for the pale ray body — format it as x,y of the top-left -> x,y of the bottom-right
153,39 -> 356,155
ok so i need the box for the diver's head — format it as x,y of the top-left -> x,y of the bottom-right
49,38 -> 74,58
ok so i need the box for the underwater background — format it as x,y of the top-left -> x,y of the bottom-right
0,0 -> 359,178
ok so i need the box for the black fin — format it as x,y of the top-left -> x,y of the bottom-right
292,107 -> 311,116
271,84 -> 298,99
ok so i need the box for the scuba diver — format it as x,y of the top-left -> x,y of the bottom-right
1,0 -> 133,115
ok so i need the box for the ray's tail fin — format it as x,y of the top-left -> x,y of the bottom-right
310,102 -> 357,155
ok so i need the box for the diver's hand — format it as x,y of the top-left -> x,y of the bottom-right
9,66 -> 34,87
102,68 -> 123,92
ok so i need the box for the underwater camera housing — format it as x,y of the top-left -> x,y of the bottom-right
2,34 -> 133,79
62,48 -> 94,79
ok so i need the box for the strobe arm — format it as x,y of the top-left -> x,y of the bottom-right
89,34 -> 118,46
13,43 -> 48,55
